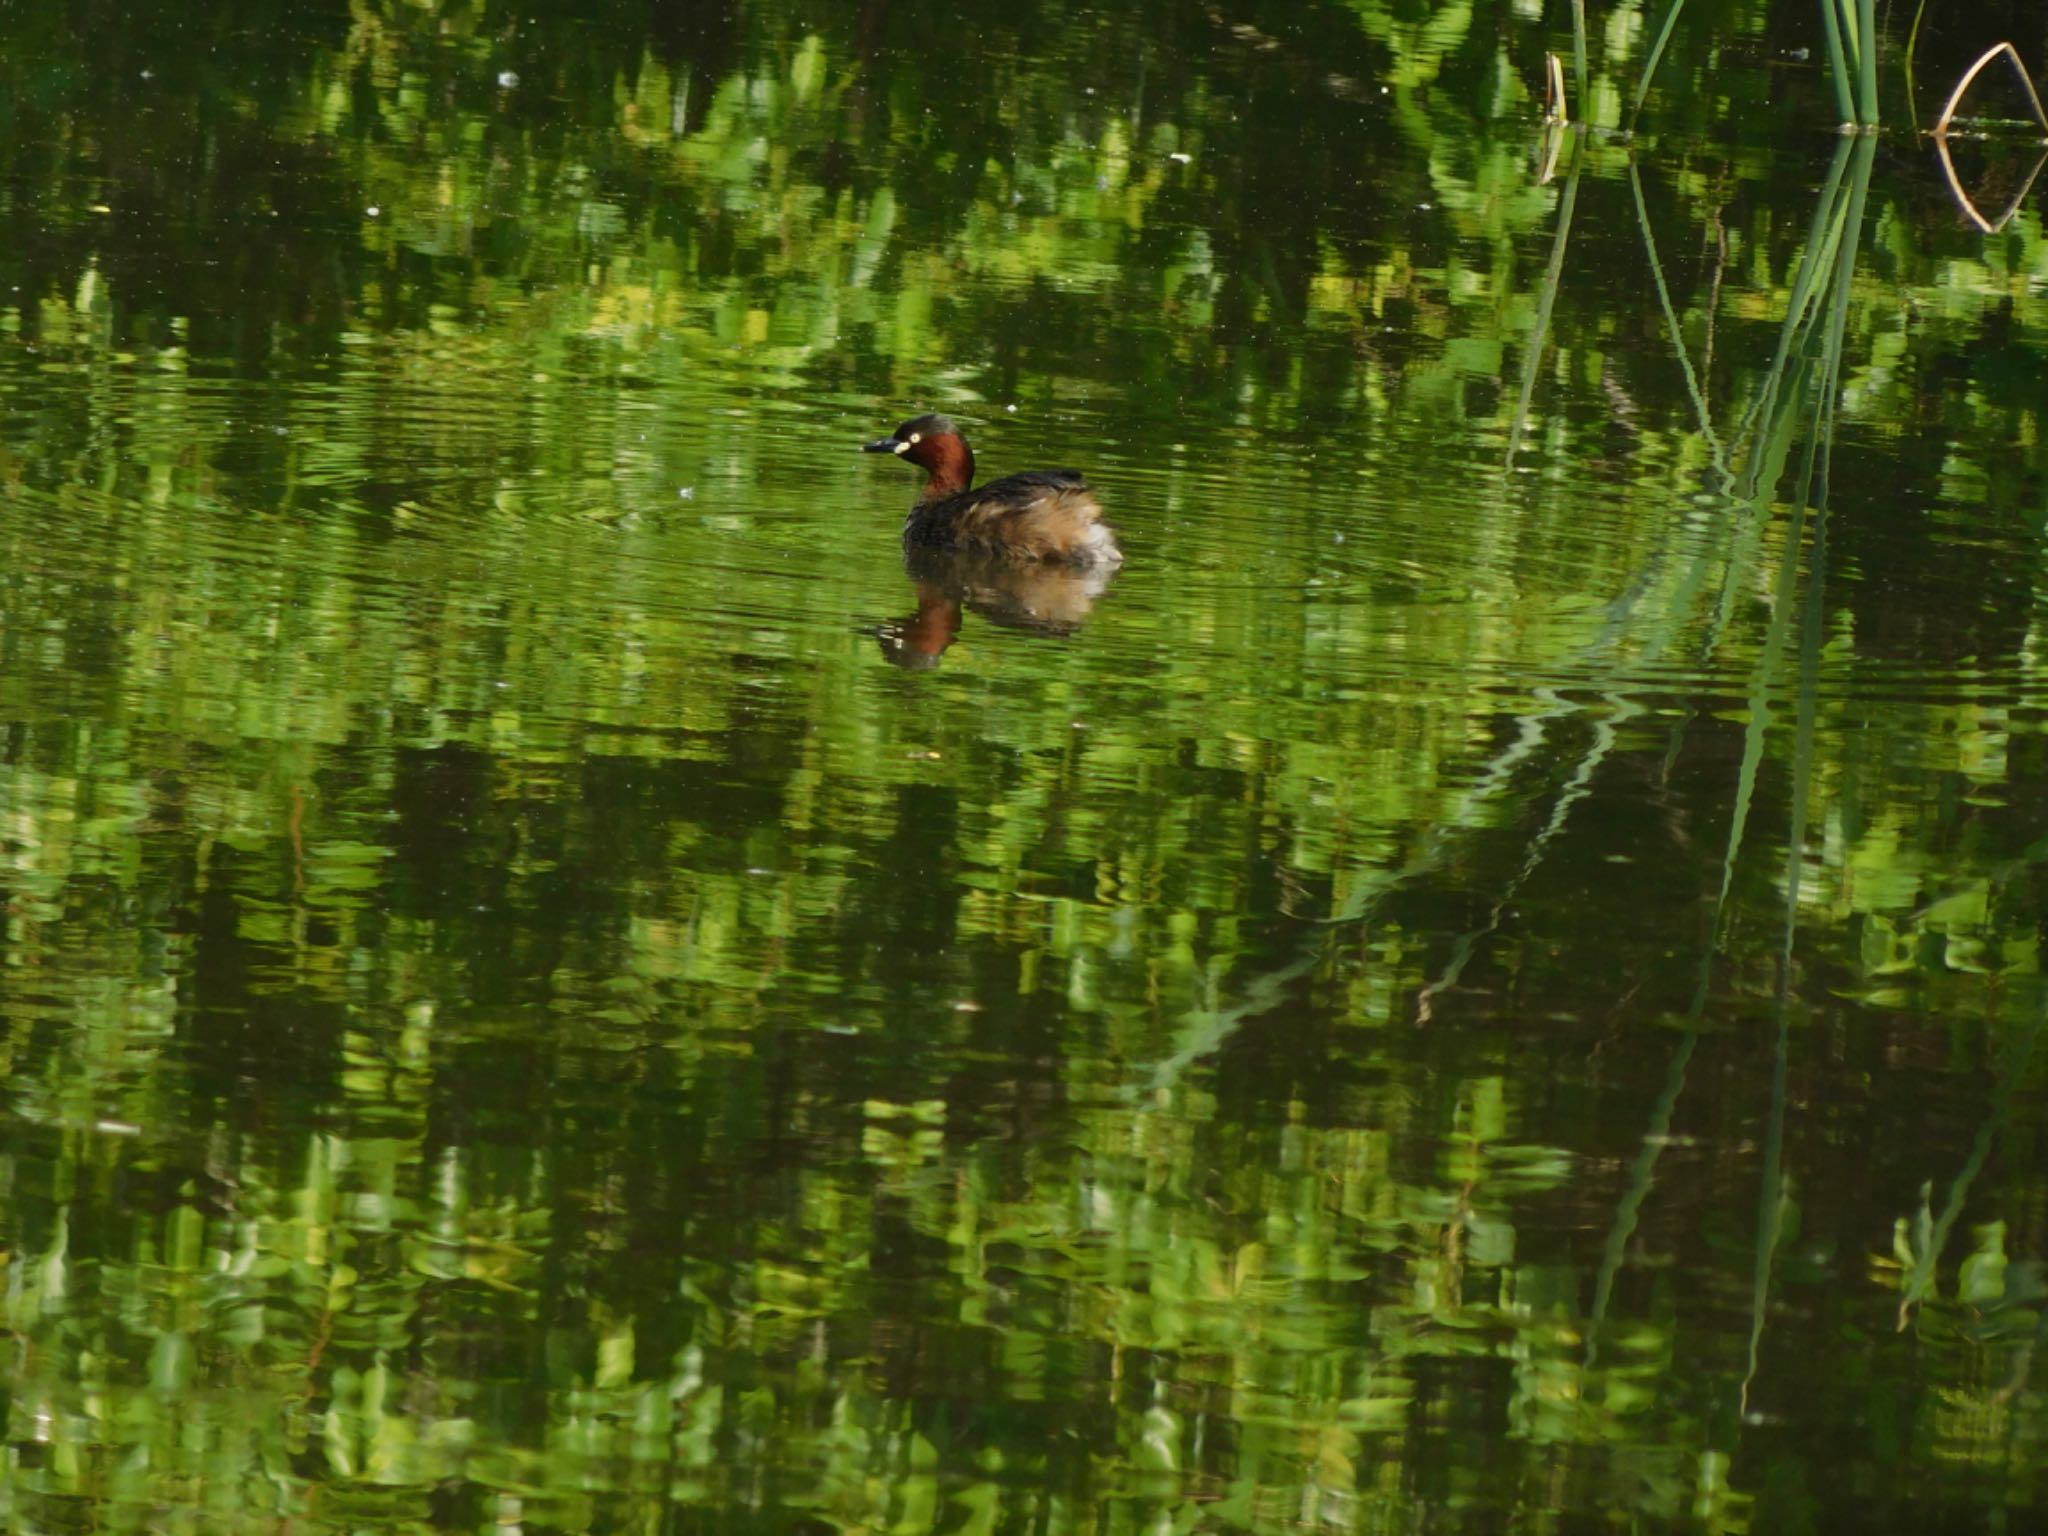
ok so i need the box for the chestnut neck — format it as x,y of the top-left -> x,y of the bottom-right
913,433 -> 975,500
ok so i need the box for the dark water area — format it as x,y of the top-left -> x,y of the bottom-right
6,1 -> 2048,1531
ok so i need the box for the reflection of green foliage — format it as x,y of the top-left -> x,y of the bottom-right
4,0 -> 2048,1532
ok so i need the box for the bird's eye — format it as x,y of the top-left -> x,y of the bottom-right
908,432 -> 922,444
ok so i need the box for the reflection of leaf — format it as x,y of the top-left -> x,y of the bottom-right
1340,1379 -> 1414,1431
306,839 -> 392,892
1959,1222 -> 2009,1307
1919,885 -> 1989,929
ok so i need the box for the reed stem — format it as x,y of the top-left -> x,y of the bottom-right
1570,0 -> 1588,122
1855,0 -> 1879,124
1818,0 -> 1856,126
1630,0 -> 1690,130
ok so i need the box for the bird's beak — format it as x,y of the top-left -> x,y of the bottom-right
862,437 -> 911,454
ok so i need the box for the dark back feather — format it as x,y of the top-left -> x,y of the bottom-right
905,470 -> 1121,566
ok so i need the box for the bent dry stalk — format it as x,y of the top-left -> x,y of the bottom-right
1933,41 -> 2048,134
1543,50 -> 1568,122
1931,43 -> 2048,233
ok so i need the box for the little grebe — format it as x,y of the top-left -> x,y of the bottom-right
862,414 -> 1122,567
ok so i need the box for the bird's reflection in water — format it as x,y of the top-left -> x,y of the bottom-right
875,548 -> 1119,670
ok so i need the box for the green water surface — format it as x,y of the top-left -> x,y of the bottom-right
6,1 -> 2048,1531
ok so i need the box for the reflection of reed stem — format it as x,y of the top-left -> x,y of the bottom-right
1731,138 -> 1856,488
1416,696 -> 1637,1021
1742,133 -> 1869,1421
1702,208 -> 1727,382
1627,159 -> 1728,484
1506,126 -> 1583,469
1741,424 -> 1821,1422
1594,137 -> 1875,1419
1143,146 -> 1887,1106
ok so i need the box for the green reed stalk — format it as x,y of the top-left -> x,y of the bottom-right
1855,0 -> 1879,124
1822,0 -> 1880,126
1630,0 -> 1690,129
1818,0 -> 1857,125
1570,0 -> 1589,121
1902,0 -> 1928,127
